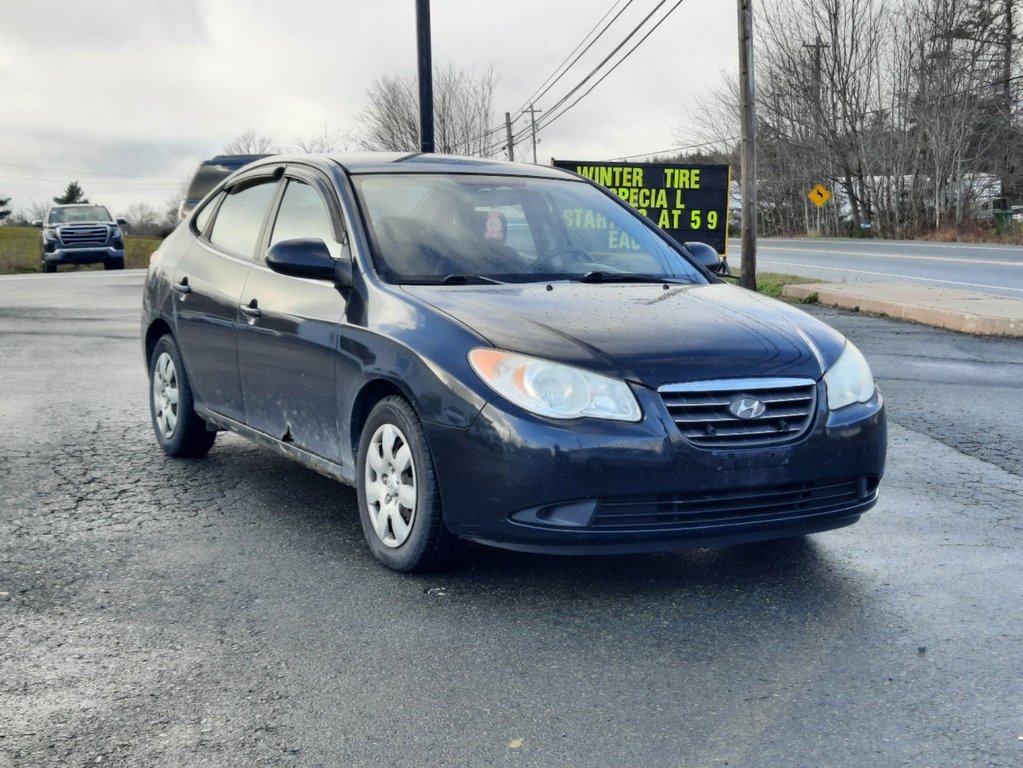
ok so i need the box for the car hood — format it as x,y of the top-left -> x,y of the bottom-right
402,282 -> 847,388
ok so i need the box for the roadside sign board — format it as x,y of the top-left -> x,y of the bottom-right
808,183 -> 831,208
552,159 -> 731,254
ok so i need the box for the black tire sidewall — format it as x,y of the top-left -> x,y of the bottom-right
356,397 -> 448,572
148,335 -> 213,457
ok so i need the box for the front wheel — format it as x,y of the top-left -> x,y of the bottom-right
149,334 -> 216,457
105,258 -> 125,270
357,396 -> 459,572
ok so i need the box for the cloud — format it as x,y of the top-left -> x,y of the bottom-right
0,0 -> 737,213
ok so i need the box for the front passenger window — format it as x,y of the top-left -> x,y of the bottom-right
270,180 -> 341,259
208,180 -> 278,258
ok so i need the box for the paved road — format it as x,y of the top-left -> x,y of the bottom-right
728,237 -> 1023,298
2,271 -> 1022,767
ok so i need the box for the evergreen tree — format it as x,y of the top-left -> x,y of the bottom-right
0,196 -> 10,222
53,181 -> 89,205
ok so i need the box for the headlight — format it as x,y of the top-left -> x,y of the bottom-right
44,228 -> 58,240
824,341 -> 875,410
110,226 -> 122,240
468,348 -> 642,422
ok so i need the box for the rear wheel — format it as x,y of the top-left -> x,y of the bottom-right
149,335 -> 216,457
357,396 -> 459,572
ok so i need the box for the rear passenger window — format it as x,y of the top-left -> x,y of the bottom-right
193,195 -> 219,235
208,181 -> 277,257
270,180 -> 341,259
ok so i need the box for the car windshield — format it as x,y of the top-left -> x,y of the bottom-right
48,206 -> 113,224
352,173 -> 706,285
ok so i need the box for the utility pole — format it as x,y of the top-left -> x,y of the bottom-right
737,0 -> 757,291
415,0 -> 434,153
505,112 -> 515,162
802,34 -> 829,109
1003,0 -> 1014,207
526,104 -> 543,164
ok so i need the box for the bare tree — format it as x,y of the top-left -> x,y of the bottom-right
358,64 -> 499,157
291,126 -> 355,154
24,200 -> 50,222
691,0 -> 1020,238
223,131 -> 279,154
124,202 -> 161,236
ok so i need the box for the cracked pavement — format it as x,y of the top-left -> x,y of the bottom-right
1,272 -> 1021,767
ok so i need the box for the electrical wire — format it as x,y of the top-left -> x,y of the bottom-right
509,0 -> 635,123
524,0 -> 687,140
449,0 -> 635,156
512,0 -> 671,144
0,161 -> 182,180
606,136 -> 740,161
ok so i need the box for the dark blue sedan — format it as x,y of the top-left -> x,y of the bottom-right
142,153 -> 885,572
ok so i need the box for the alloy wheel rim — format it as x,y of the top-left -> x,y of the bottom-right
152,352 -> 179,439
364,423 -> 417,548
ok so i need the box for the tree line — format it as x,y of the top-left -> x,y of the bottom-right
682,0 -> 1022,239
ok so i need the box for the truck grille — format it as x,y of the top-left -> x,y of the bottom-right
590,477 -> 876,531
59,225 -> 109,246
659,378 -> 817,448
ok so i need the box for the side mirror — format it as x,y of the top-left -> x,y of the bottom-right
32,219 -> 43,228
684,241 -> 724,273
116,217 -> 128,226
266,238 -> 352,287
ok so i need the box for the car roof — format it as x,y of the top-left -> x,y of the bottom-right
201,154 -> 270,167
242,152 -> 576,180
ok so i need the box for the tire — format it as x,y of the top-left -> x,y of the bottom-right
42,262 -> 56,273
104,259 -> 125,270
356,396 -> 459,572
148,334 -> 216,458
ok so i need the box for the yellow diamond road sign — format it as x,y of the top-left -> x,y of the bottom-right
808,184 -> 831,208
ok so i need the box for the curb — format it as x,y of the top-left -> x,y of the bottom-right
782,282 -> 1023,338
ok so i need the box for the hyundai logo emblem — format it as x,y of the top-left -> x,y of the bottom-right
729,397 -> 766,420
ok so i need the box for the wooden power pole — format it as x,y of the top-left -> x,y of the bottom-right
505,112 -> 515,162
526,105 -> 543,164
738,0 -> 758,291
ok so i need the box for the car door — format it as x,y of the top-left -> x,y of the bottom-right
172,174 -> 280,422
236,168 -> 348,462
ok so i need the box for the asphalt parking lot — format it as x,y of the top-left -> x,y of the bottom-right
2,271 -> 1022,768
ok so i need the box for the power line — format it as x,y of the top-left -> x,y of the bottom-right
516,0 -> 686,143
606,136 -> 739,161
0,174 -> 182,187
0,161 -> 182,180
517,0 -> 669,142
509,0 -> 635,123
450,1 -> 635,157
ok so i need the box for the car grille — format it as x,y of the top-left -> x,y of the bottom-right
659,378 -> 817,448
59,225 -> 109,246
590,477 -> 876,531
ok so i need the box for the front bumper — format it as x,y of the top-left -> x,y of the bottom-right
425,383 -> 886,554
44,246 -> 123,265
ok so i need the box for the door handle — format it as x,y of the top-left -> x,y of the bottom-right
174,277 -> 192,294
240,299 -> 261,319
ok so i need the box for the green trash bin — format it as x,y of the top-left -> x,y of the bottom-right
993,210 -> 1012,234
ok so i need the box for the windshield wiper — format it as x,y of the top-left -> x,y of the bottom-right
440,274 -> 505,285
576,271 -> 680,284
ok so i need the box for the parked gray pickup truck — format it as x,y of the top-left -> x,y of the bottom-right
34,204 -> 127,273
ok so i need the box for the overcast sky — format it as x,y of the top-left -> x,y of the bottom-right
0,0 -> 737,217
